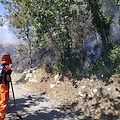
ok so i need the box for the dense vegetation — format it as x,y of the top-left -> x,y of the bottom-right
0,0 -> 120,80
0,1 -> 120,120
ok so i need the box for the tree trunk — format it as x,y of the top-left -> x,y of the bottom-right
26,25 -> 32,68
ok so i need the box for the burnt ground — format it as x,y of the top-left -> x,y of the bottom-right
7,69 -> 120,120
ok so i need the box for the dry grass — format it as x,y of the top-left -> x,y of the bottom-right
12,69 -> 120,120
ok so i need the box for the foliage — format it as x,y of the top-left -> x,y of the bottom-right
82,0 -> 120,80
86,0 -> 113,49
1,0 -> 35,67
1,0 -> 120,79
1,0 -> 90,76
28,0 -> 87,75
109,45 -> 120,73
16,44 -> 28,56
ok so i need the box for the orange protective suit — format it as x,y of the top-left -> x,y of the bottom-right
0,54 -> 12,120
0,84 -> 9,120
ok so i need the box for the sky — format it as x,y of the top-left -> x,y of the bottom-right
0,2 -> 19,44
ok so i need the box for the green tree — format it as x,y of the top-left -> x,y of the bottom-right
16,44 -> 27,56
29,0 -> 90,75
2,0 -> 119,79
1,0 -> 34,67
84,0 -> 120,80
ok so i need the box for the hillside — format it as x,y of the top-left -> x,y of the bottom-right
0,0 -> 119,119
0,43 -> 119,120
0,43 -> 18,59
12,68 -> 120,120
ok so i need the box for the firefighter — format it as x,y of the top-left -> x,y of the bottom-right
0,54 -> 12,120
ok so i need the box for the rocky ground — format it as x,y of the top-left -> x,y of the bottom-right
10,68 -> 120,120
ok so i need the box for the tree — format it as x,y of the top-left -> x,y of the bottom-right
1,0 -> 34,67
2,0 -> 119,79
28,0 -> 91,75
82,0 -> 120,80
1,0 -> 98,76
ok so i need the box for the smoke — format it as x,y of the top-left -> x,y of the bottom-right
81,32 -> 102,73
80,0 -> 120,76
110,12 -> 120,44
0,23 -> 19,44
100,0 -> 119,16
100,0 -> 120,43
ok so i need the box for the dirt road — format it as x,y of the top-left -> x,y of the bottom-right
4,83 -> 88,120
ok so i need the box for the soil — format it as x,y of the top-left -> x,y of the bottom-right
5,83 -> 85,120
9,69 -> 120,120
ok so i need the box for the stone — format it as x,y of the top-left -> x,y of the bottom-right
26,74 -> 32,78
28,78 -> 37,82
50,84 -> 55,88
